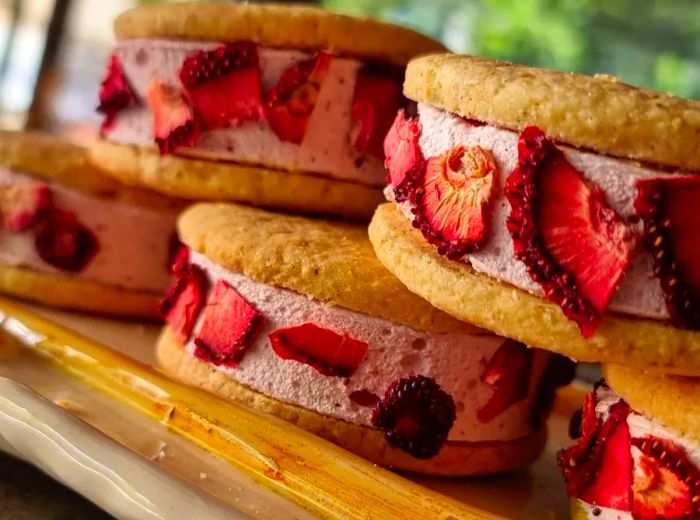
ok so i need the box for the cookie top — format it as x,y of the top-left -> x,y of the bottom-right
604,364 -> 700,445
405,54 -> 700,171
114,2 -> 446,67
0,131 -> 184,211
178,202 -> 479,334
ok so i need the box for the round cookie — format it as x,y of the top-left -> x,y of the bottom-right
90,140 -> 383,220
368,203 -> 700,375
0,264 -> 159,318
157,327 -> 546,477
0,132 -> 182,317
603,364 -> 700,444
115,2 -> 446,67
404,53 -> 700,171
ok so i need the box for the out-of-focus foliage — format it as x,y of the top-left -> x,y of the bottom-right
322,0 -> 700,99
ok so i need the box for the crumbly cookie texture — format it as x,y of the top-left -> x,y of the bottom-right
404,54 -> 700,171
0,131 -> 183,211
368,203 -> 700,375
89,140 -> 383,220
603,364 -> 700,444
157,328 -> 546,476
177,202 -> 478,335
114,2 -> 446,66
0,263 -> 160,318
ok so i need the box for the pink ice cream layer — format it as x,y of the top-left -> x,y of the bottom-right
388,103 -> 685,320
575,386 -> 700,520
184,251 -> 554,443
0,167 -> 177,292
106,39 -> 386,187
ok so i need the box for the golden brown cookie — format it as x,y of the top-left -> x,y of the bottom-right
0,263 -> 159,318
569,499 -> 588,520
115,2 -> 446,67
603,364 -> 700,444
89,140 -> 383,220
0,131 -> 184,211
157,328 -> 546,476
368,203 -> 700,375
404,54 -> 700,171
178,202 -> 480,334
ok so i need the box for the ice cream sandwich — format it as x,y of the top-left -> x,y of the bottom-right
369,54 -> 700,374
0,131 -> 183,317
156,202 -> 573,475
90,2 -> 446,219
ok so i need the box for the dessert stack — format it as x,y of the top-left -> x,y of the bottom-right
369,53 -> 700,515
86,2 -> 574,476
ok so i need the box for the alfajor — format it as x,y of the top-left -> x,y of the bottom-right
157,203 -> 573,476
0,131 -> 183,317
370,54 -> 700,374
560,365 -> 700,519
90,2 -> 446,219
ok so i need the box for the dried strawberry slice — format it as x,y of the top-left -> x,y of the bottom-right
33,209 -> 97,272
0,183 -> 52,232
194,280 -> 262,367
179,42 -> 264,130
160,264 -> 209,344
477,339 -> 533,423
371,375 -> 456,459
167,235 -> 188,275
636,177 -> 700,330
558,391 -> 631,500
268,322 -> 368,377
505,126 -> 635,337
351,64 -> 403,158
147,82 -> 200,154
413,145 -> 497,259
383,110 -> 424,202
97,53 -> 137,135
265,51 -> 332,143
631,437 -> 700,518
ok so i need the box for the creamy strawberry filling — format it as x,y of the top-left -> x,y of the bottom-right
560,385 -> 700,519
101,39 -> 400,187
164,250 -> 568,450
0,167 -> 176,292
386,103 -> 700,324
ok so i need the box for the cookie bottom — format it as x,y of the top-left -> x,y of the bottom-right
0,263 -> 160,318
569,499 -> 589,520
368,203 -> 700,376
157,327 -> 546,476
90,140 -> 384,220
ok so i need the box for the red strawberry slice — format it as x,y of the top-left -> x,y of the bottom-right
477,339 -> 533,423
160,264 -> 208,344
579,409 -> 633,510
265,51 -> 332,144
97,53 -> 137,135
147,82 -> 200,154
383,110 -> 424,202
179,42 -> 264,130
636,176 -> 700,330
506,126 -> 635,337
268,322 -> 368,377
351,65 -> 403,158
194,280 -> 262,367
167,235 -> 188,275
33,209 -> 97,272
413,145 -> 497,259
631,437 -> 700,519
0,183 -> 52,231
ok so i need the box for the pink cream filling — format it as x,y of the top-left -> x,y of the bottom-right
0,167 -> 177,293
181,251 -> 555,443
388,103 -> 683,320
106,39 -> 388,187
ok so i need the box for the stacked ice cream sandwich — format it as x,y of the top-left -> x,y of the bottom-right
369,53 -> 700,513
0,131 -> 183,317
89,2 -> 446,219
